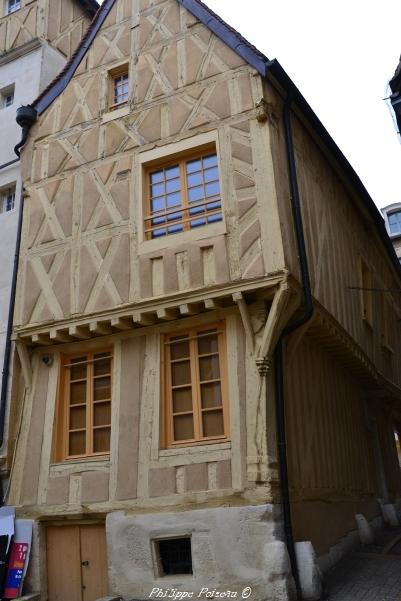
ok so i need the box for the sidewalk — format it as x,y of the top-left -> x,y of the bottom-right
324,527 -> 401,601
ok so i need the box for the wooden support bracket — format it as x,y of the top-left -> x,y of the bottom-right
179,303 -> 202,316
50,328 -> 71,343
89,321 -> 112,336
133,312 -> 156,326
111,317 -> 133,331
32,333 -> 51,346
233,292 -> 255,352
16,341 -> 33,390
69,325 -> 91,340
256,280 -> 295,373
157,307 -> 179,321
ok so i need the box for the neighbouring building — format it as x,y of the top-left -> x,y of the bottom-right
381,204 -> 401,262
6,1 -> 401,600
0,0 -> 98,488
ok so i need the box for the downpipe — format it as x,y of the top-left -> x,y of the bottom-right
274,97 -> 314,600
0,105 -> 36,504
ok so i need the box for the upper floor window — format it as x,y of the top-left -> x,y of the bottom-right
109,65 -> 129,110
145,149 -> 222,239
388,210 -> 401,235
163,323 -> 229,447
0,186 -> 15,213
55,351 -> 112,461
6,0 -> 20,14
0,84 -> 14,109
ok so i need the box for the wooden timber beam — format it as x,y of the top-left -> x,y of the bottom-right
15,341 -> 33,390
232,292 -> 255,353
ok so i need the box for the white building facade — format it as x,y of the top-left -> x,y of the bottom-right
0,0 -> 97,476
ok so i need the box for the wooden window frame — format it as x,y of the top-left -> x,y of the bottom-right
143,144 -> 222,240
108,65 -> 129,111
54,350 -> 113,462
161,321 -> 229,448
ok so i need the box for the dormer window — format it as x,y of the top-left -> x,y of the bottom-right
388,210 -> 401,235
6,0 -> 20,14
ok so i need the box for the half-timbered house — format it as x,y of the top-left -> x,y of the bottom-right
7,1 -> 401,599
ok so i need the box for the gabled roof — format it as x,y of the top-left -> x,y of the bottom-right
76,0 -> 100,16
28,0 -> 401,279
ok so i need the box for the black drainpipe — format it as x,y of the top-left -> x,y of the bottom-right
0,106 -> 37,504
273,97 -> 314,600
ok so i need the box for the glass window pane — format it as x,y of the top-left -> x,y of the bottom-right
202,410 -> 224,437
69,431 -> 86,456
168,224 -> 184,234
188,186 -> 204,202
94,355 -> 111,377
70,358 -> 86,381
189,205 -> 204,215
170,337 -> 190,360
166,192 -> 181,207
93,428 -> 110,453
151,183 -> 164,198
171,361 -> 191,386
200,382 -> 222,409
70,381 -> 86,405
187,173 -> 203,187
199,355 -> 220,381
172,387 -> 193,413
168,211 -> 182,222
166,178 -> 181,193
205,181 -> 220,197
198,331 -> 218,355
186,159 -> 202,173
190,218 -> 206,228
152,197 -> 164,212
152,228 -> 166,238
204,167 -> 219,182
152,215 -> 166,225
208,213 -> 223,224
151,170 -> 164,184
173,414 -> 194,441
94,402 -> 111,427
94,377 -> 111,401
165,165 -> 180,180
70,406 -> 86,430
203,154 -> 217,168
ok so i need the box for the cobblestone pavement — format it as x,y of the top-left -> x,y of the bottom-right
324,528 -> 401,601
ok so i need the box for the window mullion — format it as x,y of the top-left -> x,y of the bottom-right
191,332 -> 203,440
165,339 -> 175,446
87,353 -> 93,456
181,160 -> 189,232
64,358 -> 70,459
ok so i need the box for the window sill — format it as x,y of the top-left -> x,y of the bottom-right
102,104 -> 130,123
138,221 -> 226,255
159,441 -> 231,457
50,456 -> 110,472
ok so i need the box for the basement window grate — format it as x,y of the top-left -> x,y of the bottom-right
155,537 -> 193,576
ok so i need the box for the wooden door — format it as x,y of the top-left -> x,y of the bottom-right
47,525 -> 108,601
80,525 -> 108,601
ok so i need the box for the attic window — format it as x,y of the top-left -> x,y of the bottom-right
6,0 -> 20,14
109,65 -> 129,110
